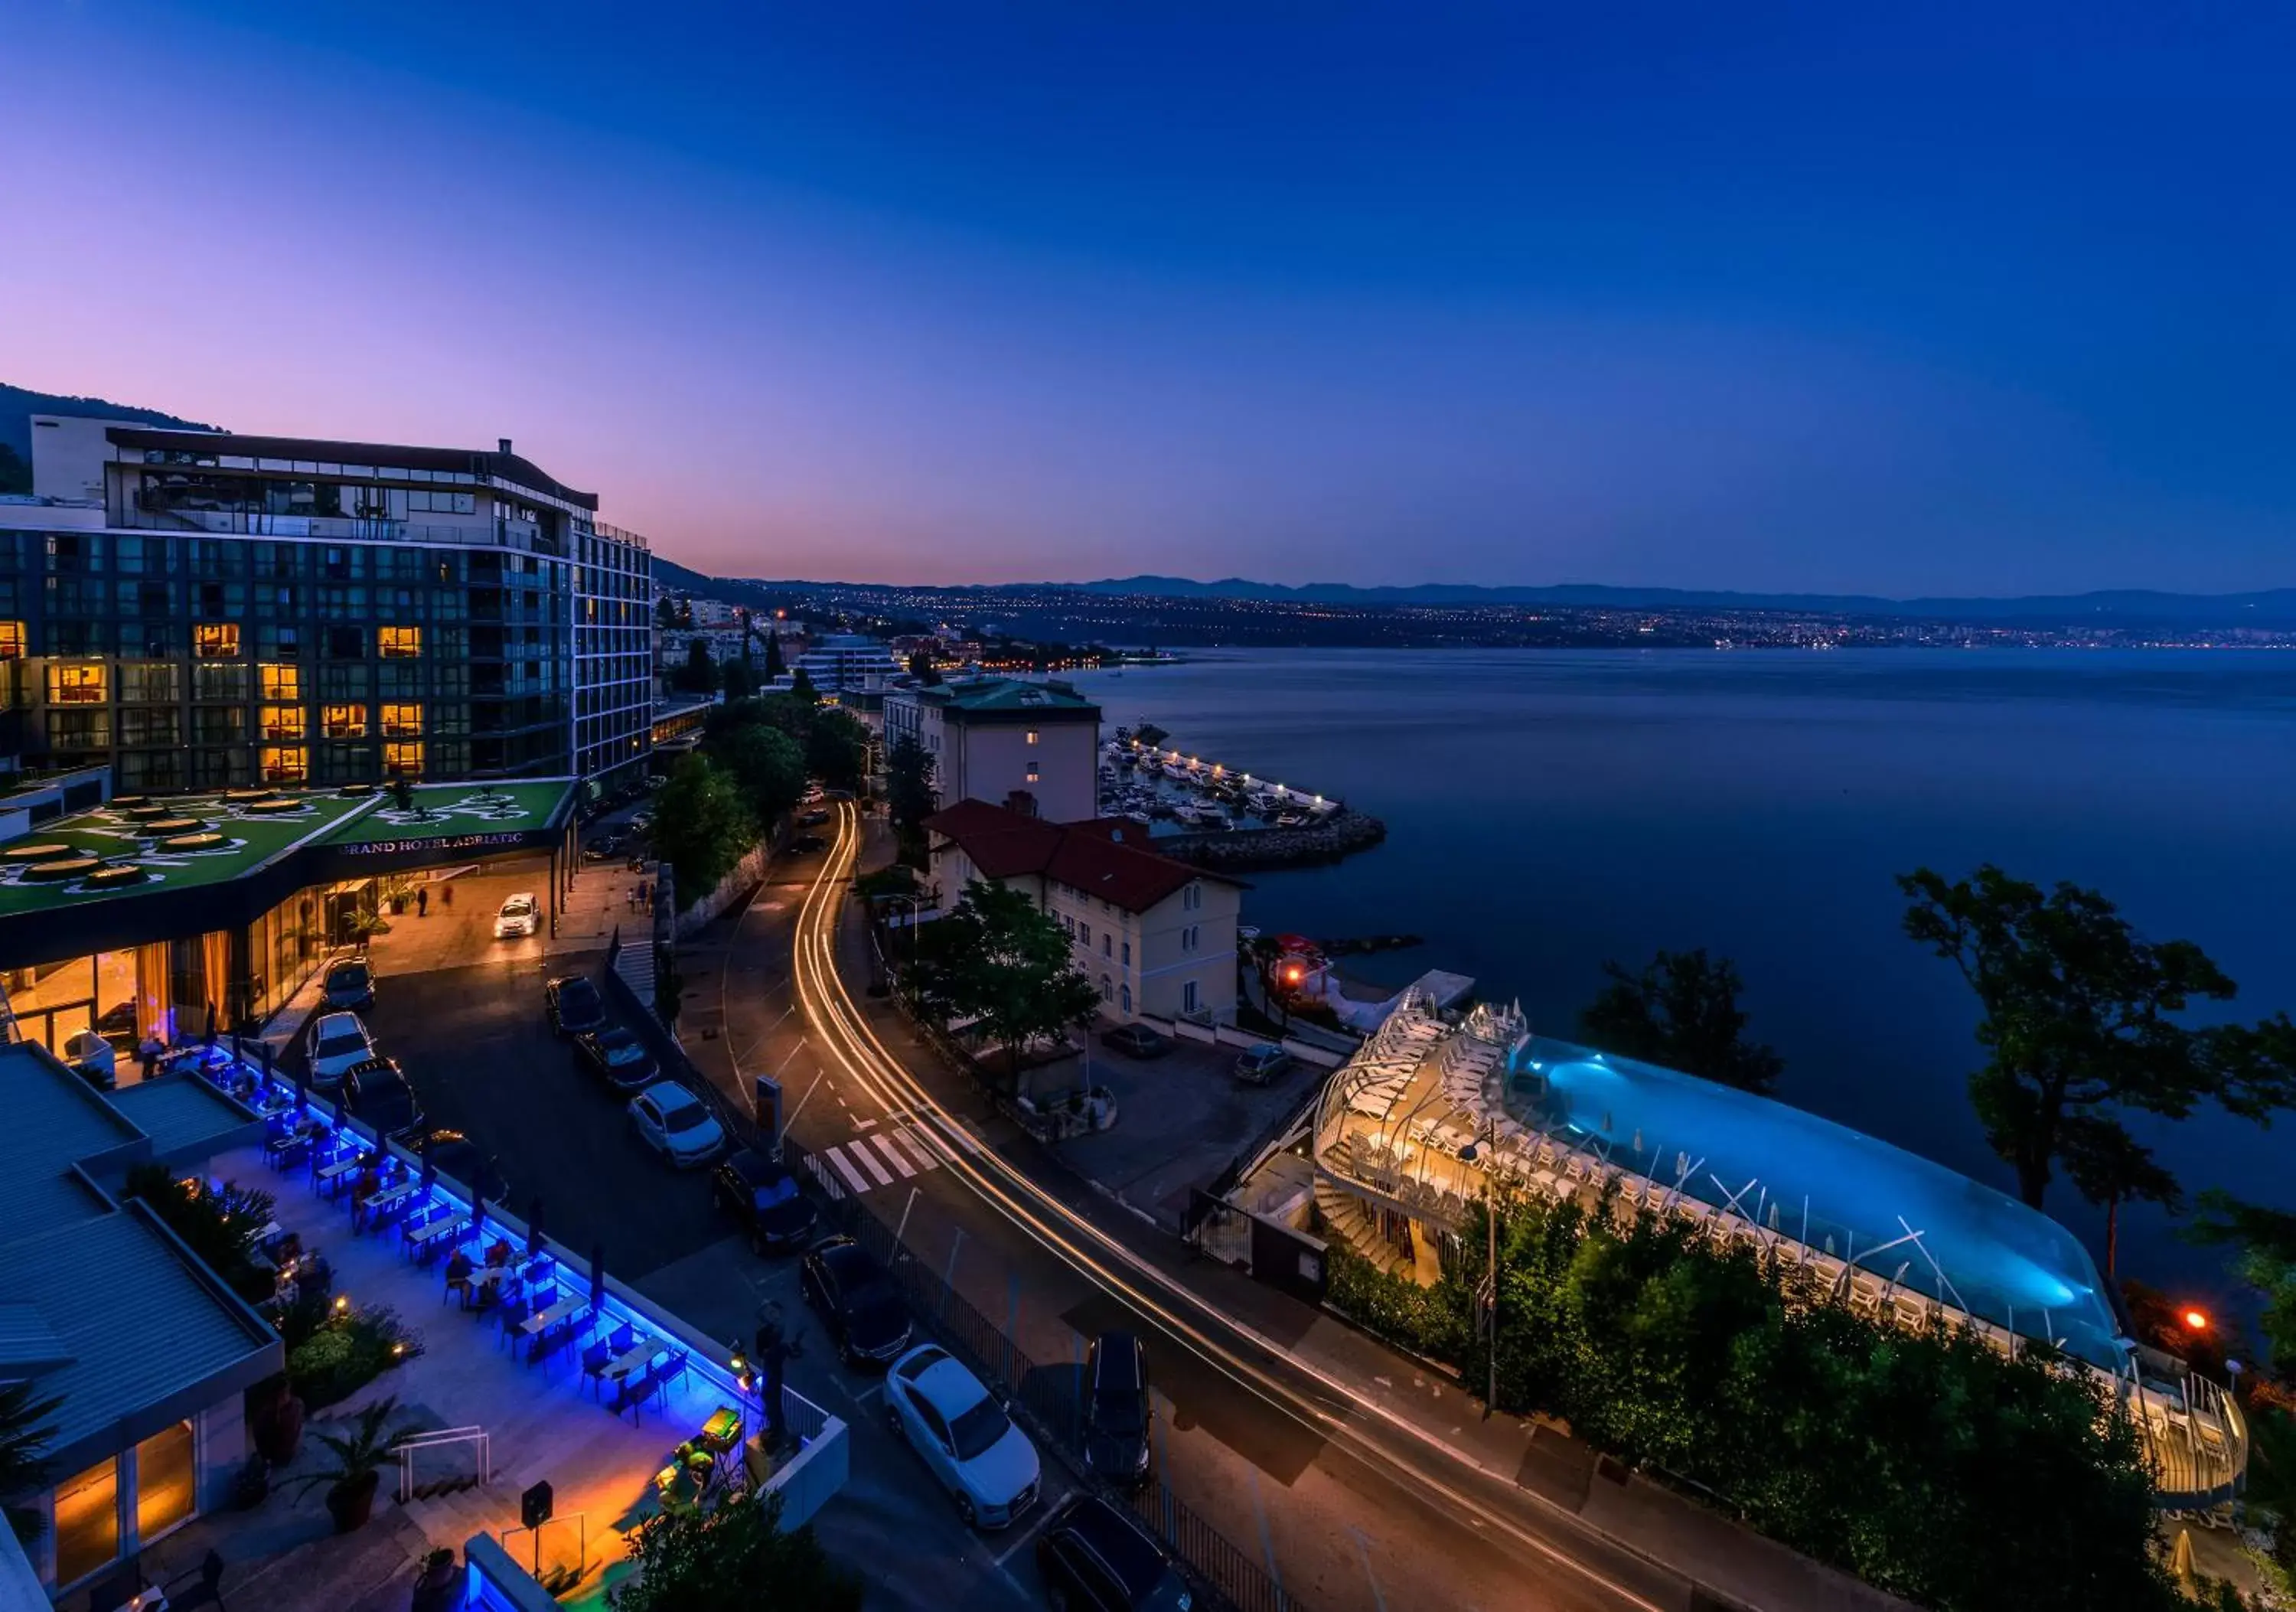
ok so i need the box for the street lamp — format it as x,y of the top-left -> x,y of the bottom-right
1456,1120 -> 1500,1421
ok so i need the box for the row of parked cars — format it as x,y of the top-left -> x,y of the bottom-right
303,959 -> 503,1192
542,974 -> 732,1167
1099,1021 -> 1295,1085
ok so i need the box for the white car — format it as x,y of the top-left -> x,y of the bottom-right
494,892 -> 540,938
885,1343 -> 1041,1529
628,1082 -> 726,1167
305,1011 -> 377,1088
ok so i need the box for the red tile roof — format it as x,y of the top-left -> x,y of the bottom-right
923,799 -> 1234,914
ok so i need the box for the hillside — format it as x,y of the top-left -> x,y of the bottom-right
0,382 -> 219,493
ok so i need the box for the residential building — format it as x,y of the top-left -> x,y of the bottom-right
792,633 -> 903,695
885,677 -> 1099,823
0,417 -> 654,793
0,1040 -> 282,1598
921,798 -> 1241,1023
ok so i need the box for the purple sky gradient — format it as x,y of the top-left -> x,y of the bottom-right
5,2 -> 2291,593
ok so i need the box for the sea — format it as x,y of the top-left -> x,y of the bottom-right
1065,648 -> 2296,1306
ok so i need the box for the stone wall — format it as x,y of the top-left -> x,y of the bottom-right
1159,808 -> 1387,873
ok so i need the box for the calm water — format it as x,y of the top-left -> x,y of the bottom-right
1067,649 -> 2296,1299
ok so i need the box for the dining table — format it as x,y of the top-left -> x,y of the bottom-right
606,1340 -> 661,1380
521,1293 -> 585,1336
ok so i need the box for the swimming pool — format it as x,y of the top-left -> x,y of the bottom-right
1510,1035 -> 2121,1366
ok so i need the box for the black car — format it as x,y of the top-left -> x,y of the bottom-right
799,808 -> 832,827
786,834 -> 826,853
321,958 -> 377,1013
545,976 -> 607,1037
343,1056 -> 422,1140
1084,1332 -> 1153,1489
1101,1023 -> 1172,1059
580,837 -> 620,863
713,1148 -> 820,1253
405,1126 -> 507,1202
800,1235 -> 912,1367
1035,1496 -> 1192,1612
575,1026 -> 659,1092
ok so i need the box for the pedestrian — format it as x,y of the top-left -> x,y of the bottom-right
137,1031 -> 164,1082
416,886 -> 429,918
440,882 -> 454,911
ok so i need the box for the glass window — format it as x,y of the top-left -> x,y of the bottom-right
1026,729 -> 1039,746
0,622 -> 20,659
135,1421 -> 196,1541
381,702 -> 422,738
260,704 -> 305,740
52,1454 -> 118,1587
262,745 -> 308,783
384,740 -> 424,777
48,664 -> 107,704
260,663 -> 301,701
379,625 -> 422,659
323,703 -> 367,739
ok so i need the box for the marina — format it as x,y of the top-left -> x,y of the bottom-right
1095,727 -> 1387,870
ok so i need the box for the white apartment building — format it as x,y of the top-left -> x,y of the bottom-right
884,677 -> 1099,823
921,798 -> 1242,1023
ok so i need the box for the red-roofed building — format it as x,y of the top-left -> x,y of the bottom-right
923,798 -> 1244,1024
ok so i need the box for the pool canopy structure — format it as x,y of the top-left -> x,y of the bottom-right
0,781 -> 578,970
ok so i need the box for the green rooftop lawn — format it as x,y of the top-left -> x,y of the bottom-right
325,780 -> 573,844
0,790 -> 375,916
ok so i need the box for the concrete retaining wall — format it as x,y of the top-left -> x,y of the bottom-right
1138,1013 -> 1346,1069
673,841 -> 769,937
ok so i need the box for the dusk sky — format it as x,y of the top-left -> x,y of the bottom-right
6,3 -> 2291,594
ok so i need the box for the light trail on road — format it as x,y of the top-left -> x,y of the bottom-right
786,801 -> 1680,1612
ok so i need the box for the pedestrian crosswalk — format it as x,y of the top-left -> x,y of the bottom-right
803,1121 -> 983,1199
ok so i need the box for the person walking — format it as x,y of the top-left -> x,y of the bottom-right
440,882 -> 454,912
416,885 -> 429,918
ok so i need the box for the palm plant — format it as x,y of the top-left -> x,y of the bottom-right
1,1379 -> 61,1543
290,1395 -> 420,1532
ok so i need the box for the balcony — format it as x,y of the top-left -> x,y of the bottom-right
119,505 -> 562,556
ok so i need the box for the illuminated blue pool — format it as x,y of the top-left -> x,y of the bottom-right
1510,1036 -> 2120,1366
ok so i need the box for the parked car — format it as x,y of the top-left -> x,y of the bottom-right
712,1148 -> 820,1253
1083,1332 -> 1153,1489
1035,1494 -> 1193,1610
786,834 -> 826,854
403,1125 -> 505,1200
885,1343 -> 1041,1530
576,1026 -> 659,1092
799,808 -> 832,827
1101,1023 -> 1172,1059
343,1056 -> 422,1140
580,837 -> 620,863
628,1082 -> 726,1167
800,1235 -> 912,1368
1232,1044 -> 1293,1085
494,892 -> 541,939
544,975 -> 607,1038
321,958 -> 376,1013
305,1010 -> 377,1087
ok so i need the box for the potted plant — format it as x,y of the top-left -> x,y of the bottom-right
410,1546 -> 458,1612
248,1375 -> 305,1466
292,1395 -> 419,1533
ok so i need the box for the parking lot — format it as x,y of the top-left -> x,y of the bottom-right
1050,1026 -> 1322,1227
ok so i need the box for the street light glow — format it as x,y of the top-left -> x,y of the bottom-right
2183,1308 -> 2210,1332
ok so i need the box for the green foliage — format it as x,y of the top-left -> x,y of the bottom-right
288,1305 -> 423,1410
652,754 -> 759,904
616,1490 -> 863,1612
885,734 -> 938,833
2060,1115 -> 2181,1278
1577,948 -> 1782,1095
670,638 -> 720,695
655,944 -> 685,1034
1342,1194 -> 2174,1612
123,1165 -> 277,1304
907,878 -> 1100,1084
2185,1189 -> 2296,1371
721,657 -> 755,701
706,723 -> 808,827
289,1395 -> 422,1499
790,667 -> 819,705
0,1379 -> 60,1543
762,630 -> 787,680
1899,864 -> 2293,1209
805,710 -> 869,791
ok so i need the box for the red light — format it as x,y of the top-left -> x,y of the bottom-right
2183,1309 -> 2210,1333
1284,966 -> 1303,984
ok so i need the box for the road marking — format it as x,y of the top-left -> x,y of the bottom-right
990,1495 -> 1065,1565
871,1134 -> 917,1178
1349,1527 -> 1390,1612
823,1147 -> 871,1195
848,1139 -> 895,1187
893,1127 -> 942,1173
856,1115 -> 878,1131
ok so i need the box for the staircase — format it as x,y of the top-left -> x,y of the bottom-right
613,936 -> 656,1010
1316,1180 -> 1414,1279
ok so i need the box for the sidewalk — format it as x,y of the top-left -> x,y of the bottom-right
827,819 -> 1910,1612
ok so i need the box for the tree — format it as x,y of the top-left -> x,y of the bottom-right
123,1164 -> 278,1303
672,639 -> 719,696
721,658 -> 755,701
790,666 -> 818,705
907,879 -> 1099,1086
1,1379 -> 60,1543
1899,865 -> 2291,1209
2059,1115 -> 2181,1278
905,648 -> 943,686
708,723 -> 807,828
0,444 -> 31,497
615,1491 -> 863,1612
2185,1189 -> 2296,1370
1577,948 -> 1782,1095
654,595 -> 680,629
885,735 -> 938,832
806,710 -> 869,792
762,631 -> 787,680
651,755 -> 758,902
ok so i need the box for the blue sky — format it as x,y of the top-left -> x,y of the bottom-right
5,2 -> 2291,591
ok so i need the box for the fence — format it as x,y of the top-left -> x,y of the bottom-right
781,1130 -> 1313,1612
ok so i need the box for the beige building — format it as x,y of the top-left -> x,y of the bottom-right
884,677 -> 1100,823
922,798 -> 1243,1023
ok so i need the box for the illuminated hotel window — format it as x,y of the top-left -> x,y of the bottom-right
262,746 -> 308,783
135,1421 -> 197,1542
1026,729 -> 1039,746
384,740 -> 424,777
48,664 -> 107,704
260,663 -> 301,701
52,1455 -> 118,1588
379,625 -> 422,658
381,702 -> 423,738
260,704 -> 305,741
323,703 -> 368,739
0,622 -> 22,660
193,622 -> 240,659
